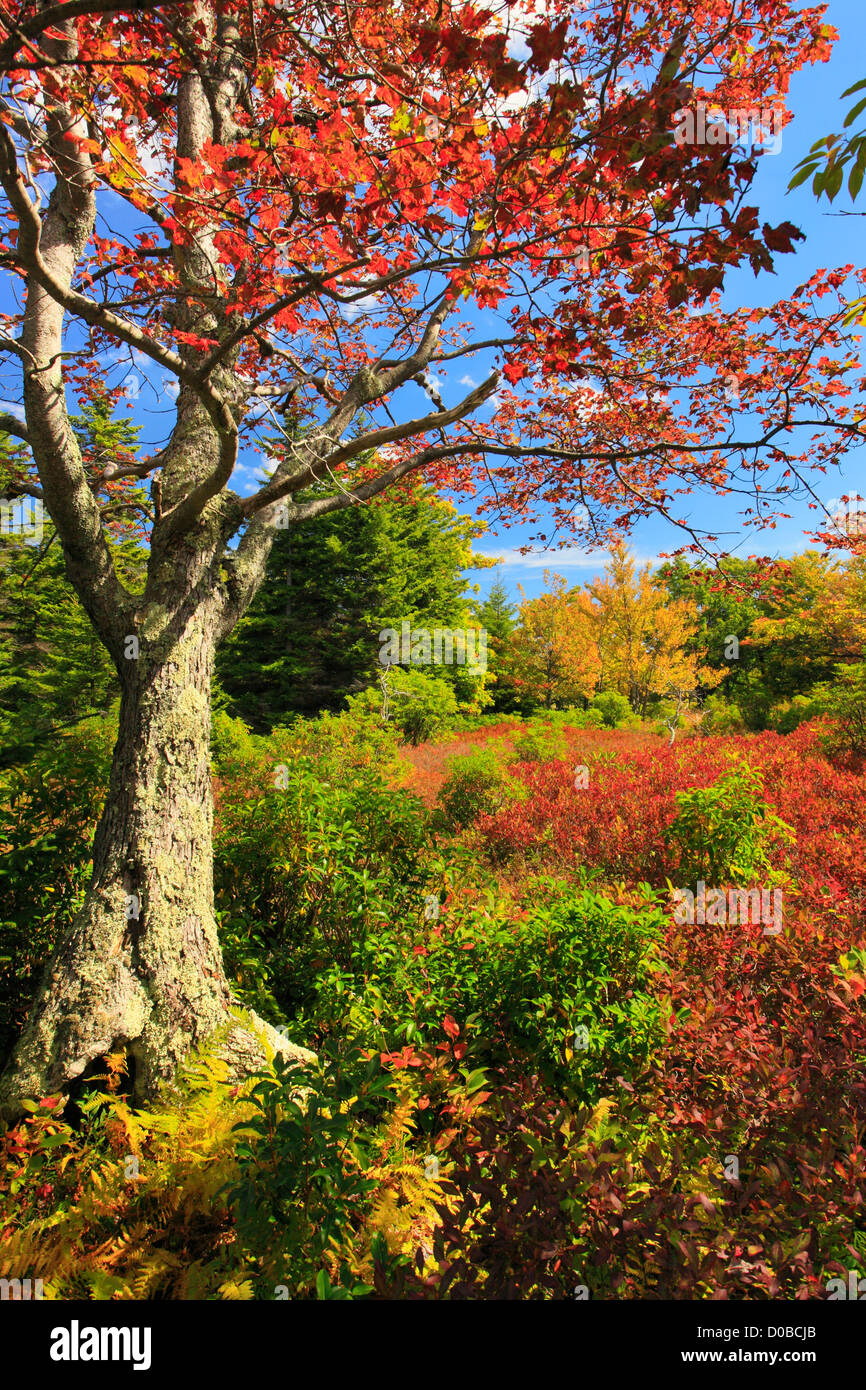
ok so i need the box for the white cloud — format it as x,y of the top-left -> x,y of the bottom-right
474,545 -> 659,570
340,293 -> 381,321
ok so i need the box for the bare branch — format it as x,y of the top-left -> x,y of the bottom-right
241,370 -> 500,519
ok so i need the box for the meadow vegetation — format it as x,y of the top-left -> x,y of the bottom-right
2,672 -> 864,1298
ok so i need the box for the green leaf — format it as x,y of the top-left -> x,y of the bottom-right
787,163 -> 818,190
825,163 -> 845,201
462,1067 -> 489,1094
843,95 -> 866,129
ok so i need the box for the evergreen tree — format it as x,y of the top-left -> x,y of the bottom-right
0,409 -> 147,765
216,478 -> 492,729
471,573 -> 520,711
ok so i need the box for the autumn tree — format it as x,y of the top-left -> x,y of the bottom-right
587,545 -> 720,716
661,551 -> 866,726
747,551 -> 866,690
0,0 -> 863,1116
508,569 -> 598,708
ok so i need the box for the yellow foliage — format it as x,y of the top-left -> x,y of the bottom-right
0,1043 -> 256,1300
0,1041 -> 461,1300
507,570 -> 601,706
587,544 -> 721,714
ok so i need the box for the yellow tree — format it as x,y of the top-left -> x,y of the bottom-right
507,572 -> 601,709
587,546 -> 720,716
747,552 -> 866,682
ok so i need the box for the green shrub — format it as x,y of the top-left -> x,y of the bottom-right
768,692 -> 827,736
664,761 -> 794,885
816,662 -> 866,757
510,722 -> 568,763
269,709 -> 401,783
345,667 -> 458,746
567,707 -> 605,729
534,707 -> 603,731
699,694 -> 747,736
214,751 -> 434,1018
436,747 -> 524,829
223,1050 -> 394,1298
211,709 -> 260,773
301,877 -> 667,1103
590,690 -> 634,728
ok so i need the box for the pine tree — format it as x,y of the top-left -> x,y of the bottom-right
0,412 -> 147,765
216,478 -> 492,729
471,575 -> 520,710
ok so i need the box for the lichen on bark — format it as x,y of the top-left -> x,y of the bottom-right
0,594 -> 312,1123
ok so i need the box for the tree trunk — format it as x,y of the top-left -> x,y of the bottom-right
0,593 -> 312,1121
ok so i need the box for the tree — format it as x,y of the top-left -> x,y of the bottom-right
661,552 -> 866,727
216,475 -> 490,727
507,570 -> 599,709
660,556 -> 760,665
0,407 -> 147,764
746,552 -> 866,696
0,0 -> 862,1117
475,576 -> 516,647
586,546 -> 719,716
471,573 -> 517,710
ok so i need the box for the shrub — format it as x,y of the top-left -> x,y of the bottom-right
590,690 -> 634,728
270,709 -> 402,783
301,876 -> 666,1103
768,692 -> 826,736
223,1049 -> 395,1298
699,694 -> 747,736
435,747 -> 524,829
211,709 -> 260,773
566,707 -> 605,729
817,662 -> 866,757
214,750 -> 434,1017
664,760 -> 795,885
412,880 -> 666,1097
532,707 -> 603,731
0,1035 -> 440,1301
510,722 -> 568,763
345,667 -> 459,746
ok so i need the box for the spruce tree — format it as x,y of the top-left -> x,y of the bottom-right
216,478 -> 490,729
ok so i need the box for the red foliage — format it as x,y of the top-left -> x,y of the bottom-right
479,726 -> 866,927
410,726 -> 866,1297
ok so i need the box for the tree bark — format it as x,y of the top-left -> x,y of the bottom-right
0,558 -> 312,1122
